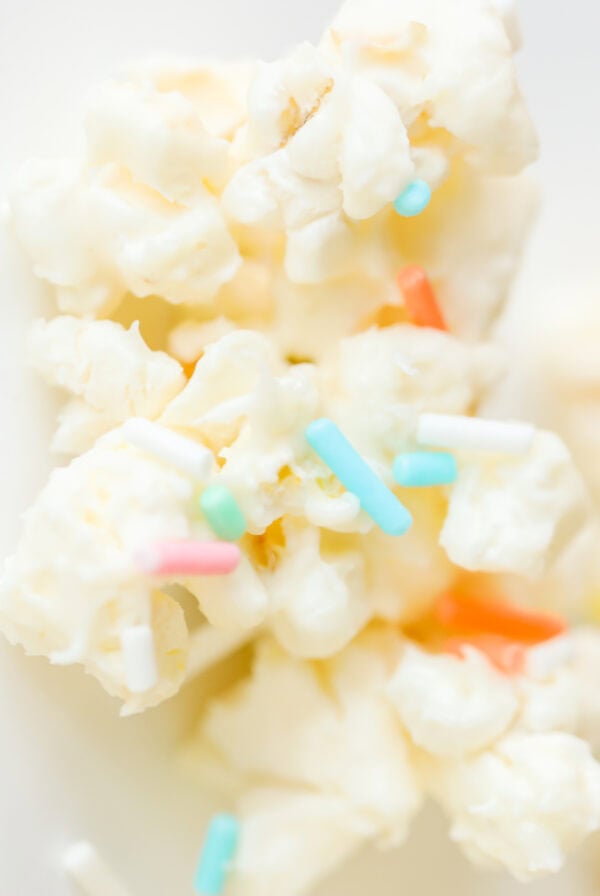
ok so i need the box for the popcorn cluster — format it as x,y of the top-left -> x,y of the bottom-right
4,0 -> 600,891
185,629 -> 600,893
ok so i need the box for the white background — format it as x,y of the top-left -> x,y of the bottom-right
1,0 -> 600,893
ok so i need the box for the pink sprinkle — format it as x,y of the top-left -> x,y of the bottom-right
135,540 -> 241,576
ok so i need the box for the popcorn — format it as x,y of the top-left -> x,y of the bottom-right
0,433 -> 194,714
385,165 -> 539,338
222,0 -> 537,285
197,635 -> 421,840
123,59 -> 255,140
187,628 -> 600,893
29,316 -> 185,454
361,494 -> 453,624
264,164 -> 537,356
570,627 -> 600,750
162,330 -> 321,532
323,324 -> 503,474
5,0 -> 600,891
187,554 -> 269,632
428,732 -> 600,880
266,269 -> 388,364
11,159 -> 240,315
187,523 -> 369,658
387,644 -> 518,756
223,42 -> 412,283
86,76 -> 232,204
228,787 -> 374,896
440,431 -> 591,578
322,0 -> 538,175
515,661 -> 581,735
386,631 -> 600,881
491,0 -> 522,51
264,522 -> 369,658
168,317 -> 237,365
162,330 -> 277,426
231,39 -> 412,211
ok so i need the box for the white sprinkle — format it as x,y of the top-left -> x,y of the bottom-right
186,625 -> 258,682
121,417 -> 213,481
121,625 -> 158,694
417,413 -> 535,455
63,842 -> 131,896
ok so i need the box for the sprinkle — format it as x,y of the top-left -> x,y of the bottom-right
186,625 -> 259,682
200,485 -> 247,541
135,540 -> 241,577
122,417 -> 213,480
417,413 -> 535,455
397,265 -> 447,330
194,814 -> 240,895
434,592 -> 567,645
120,625 -> 158,694
306,418 -> 412,536
444,635 -> 526,675
393,179 -> 431,217
63,841 -> 131,896
393,451 -> 457,487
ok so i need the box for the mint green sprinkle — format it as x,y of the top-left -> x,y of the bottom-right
200,484 -> 246,541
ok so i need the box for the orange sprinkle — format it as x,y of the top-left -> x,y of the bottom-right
434,591 -> 567,645
443,635 -> 527,675
397,265 -> 447,331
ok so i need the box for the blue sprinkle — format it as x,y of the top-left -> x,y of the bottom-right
393,451 -> 458,487
393,179 -> 432,217
194,814 -> 240,895
306,418 -> 412,536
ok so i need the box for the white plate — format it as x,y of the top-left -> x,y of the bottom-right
1,1 -> 599,893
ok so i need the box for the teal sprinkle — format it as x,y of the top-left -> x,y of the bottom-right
393,179 -> 432,217
306,418 -> 412,536
194,814 -> 240,895
393,451 -> 458,487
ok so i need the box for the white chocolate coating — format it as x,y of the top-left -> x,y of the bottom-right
4,0 -> 600,892
440,431 -> 591,578
29,317 -> 185,454
188,629 -> 600,890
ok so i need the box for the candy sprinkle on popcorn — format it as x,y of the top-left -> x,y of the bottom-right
4,0 -> 600,893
